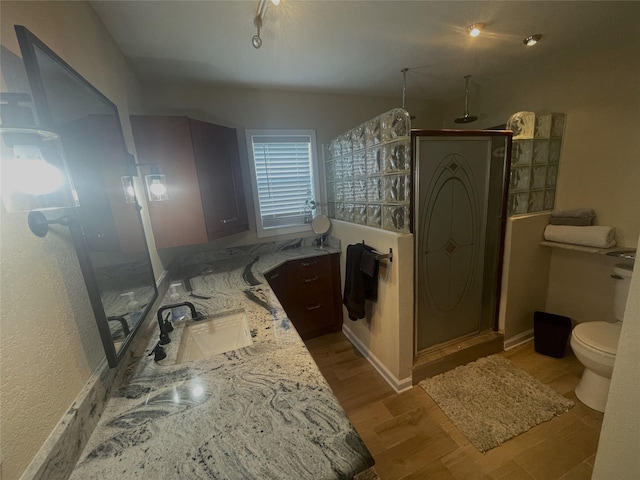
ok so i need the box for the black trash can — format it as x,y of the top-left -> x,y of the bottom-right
533,311 -> 572,358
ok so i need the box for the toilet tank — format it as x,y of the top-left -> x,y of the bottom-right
613,265 -> 633,321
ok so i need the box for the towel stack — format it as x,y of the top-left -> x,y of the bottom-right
549,208 -> 596,226
543,208 -> 616,248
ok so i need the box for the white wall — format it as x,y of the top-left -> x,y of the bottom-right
0,3 -> 161,478
546,249 -> 624,324
331,221 -> 414,389
499,213 -> 552,344
592,236 -> 640,480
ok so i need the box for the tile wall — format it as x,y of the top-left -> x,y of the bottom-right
325,108 -> 412,233
325,109 -> 564,225
506,111 -> 566,215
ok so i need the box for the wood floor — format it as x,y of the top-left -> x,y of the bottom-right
305,332 -> 603,480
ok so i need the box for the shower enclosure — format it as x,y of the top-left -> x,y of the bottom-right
413,131 -> 511,352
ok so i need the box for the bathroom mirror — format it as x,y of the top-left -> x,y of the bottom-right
15,25 -> 158,367
312,214 -> 331,248
312,214 -> 331,235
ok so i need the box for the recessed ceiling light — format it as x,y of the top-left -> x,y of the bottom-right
467,23 -> 485,38
524,34 -> 542,46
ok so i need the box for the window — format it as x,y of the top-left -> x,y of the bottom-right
246,129 -> 319,238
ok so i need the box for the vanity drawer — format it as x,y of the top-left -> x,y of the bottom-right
291,255 -> 331,278
292,268 -> 332,293
287,290 -> 338,340
265,253 -> 343,340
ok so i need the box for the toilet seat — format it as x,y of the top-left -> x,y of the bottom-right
572,321 -> 621,356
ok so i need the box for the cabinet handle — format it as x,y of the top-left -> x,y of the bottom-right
611,274 -> 624,280
220,216 -> 238,224
300,260 -> 317,267
303,275 -> 319,283
269,272 -> 280,280
305,304 -> 321,311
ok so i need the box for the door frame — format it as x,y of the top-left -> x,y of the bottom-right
411,129 -> 512,356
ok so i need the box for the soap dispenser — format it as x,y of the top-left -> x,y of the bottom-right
120,291 -> 141,319
169,282 -> 190,324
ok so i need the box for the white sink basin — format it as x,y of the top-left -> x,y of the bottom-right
176,310 -> 253,364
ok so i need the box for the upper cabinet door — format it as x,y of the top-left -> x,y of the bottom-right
131,115 -> 249,249
189,119 -> 249,239
131,116 -> 208,248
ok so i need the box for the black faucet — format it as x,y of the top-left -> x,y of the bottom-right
156,302 -> 204,345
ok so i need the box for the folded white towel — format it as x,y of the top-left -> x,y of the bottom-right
543,225 -> 616,248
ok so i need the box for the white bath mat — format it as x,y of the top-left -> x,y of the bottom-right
419,355 -> 574,452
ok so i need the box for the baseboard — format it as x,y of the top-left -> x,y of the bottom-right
342,324 -> 412,393
504,329 -> 534,350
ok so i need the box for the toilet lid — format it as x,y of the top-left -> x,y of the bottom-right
573,322 -> 621,355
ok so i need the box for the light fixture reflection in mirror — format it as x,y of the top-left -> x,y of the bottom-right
121,176 -> 137,204
145,166 -> 168,202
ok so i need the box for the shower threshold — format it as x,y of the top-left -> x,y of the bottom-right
412,330 -> 503,385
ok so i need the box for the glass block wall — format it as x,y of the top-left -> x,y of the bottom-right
506,111 -> 566,215
325,108 -> 411,232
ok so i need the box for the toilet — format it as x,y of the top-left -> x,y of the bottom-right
570,264 -> 633,412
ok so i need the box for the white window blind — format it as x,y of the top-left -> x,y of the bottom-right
250,134 -> 315,229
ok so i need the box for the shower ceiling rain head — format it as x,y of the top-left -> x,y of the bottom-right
454,75 -> 478,124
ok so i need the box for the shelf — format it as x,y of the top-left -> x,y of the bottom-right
541,241 -> 636,258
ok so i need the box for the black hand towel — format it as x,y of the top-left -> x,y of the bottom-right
360,249 -> 379,301
343,244 -> 379,320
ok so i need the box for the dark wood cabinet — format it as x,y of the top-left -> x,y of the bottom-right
189,118 -> 249,239
130,115 -> 248,249
266,253 -> 343,340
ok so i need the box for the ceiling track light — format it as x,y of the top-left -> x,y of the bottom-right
252,0 -> 280,49
467,23 -> 485,38
524,34 -> 542,46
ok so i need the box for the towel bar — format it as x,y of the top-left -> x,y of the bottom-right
361,241 -> 393,263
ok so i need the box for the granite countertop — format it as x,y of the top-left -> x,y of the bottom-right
69,241 -> 375,479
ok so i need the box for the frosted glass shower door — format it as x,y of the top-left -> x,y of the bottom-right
416,137 -> 492,351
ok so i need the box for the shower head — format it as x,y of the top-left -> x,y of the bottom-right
454,113 -> 478,124
454,75 -> 478,124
